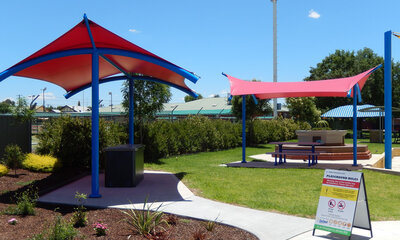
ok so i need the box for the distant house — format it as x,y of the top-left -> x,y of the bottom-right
59,105 -> 76,113
35,106 -> 46,113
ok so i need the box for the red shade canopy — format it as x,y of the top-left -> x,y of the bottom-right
225,66 -> 380,99
2,19 -> 198,95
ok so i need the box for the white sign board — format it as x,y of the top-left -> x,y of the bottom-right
314,169 -> 371,237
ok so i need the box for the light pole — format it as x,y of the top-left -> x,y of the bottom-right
109,92 -> 113,112
271,0 -> 278,118
41,87 -> 47,112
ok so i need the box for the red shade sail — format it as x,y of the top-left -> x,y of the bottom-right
2,19 -> 198,95
225,66 -> 380,99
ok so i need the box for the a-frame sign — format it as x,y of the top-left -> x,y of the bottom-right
313,169 -> 372,239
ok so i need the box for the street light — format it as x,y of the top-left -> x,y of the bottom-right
109,92 -> 113,112
271,0 -> 278,118
41,87 -> 47,112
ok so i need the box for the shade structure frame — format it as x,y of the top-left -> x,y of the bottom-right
64,75 -> 198,99
0,15 -> 200,198
223,65 -> 381,166
0,48 -> 199,93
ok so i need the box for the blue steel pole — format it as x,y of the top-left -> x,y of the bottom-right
353,87 -> 358,166
90,51 -> 101,198
129,78 -> 134,145
384,31 -> 392,169
242,95 -> 246,163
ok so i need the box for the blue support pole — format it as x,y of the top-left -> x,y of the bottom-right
129,78 -> 134,145
353,87 -> 358,166
89,51 -> 101,198
384,31 -> 392,169
84,14 -> 101,198
242,95 -> 246,163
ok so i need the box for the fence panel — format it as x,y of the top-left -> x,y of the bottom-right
0,115 -> 31,159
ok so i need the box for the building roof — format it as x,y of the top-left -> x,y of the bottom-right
321,104 -> 384,118
160,97 -> 232,115
99,104 -> 125,113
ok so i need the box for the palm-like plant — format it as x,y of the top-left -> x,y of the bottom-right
121,198 -> 167,236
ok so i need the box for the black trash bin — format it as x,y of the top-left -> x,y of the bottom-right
104,144 -> 144,187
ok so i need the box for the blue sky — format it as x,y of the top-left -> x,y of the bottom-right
0,0 -> 399,108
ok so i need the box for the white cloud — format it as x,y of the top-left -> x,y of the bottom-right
129,29 -> 140,33
219,89 -> 229,96
308,9 -> 320,19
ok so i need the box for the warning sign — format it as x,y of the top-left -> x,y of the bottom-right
313,169 -> 372,238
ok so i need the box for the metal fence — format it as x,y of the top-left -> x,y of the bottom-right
0,115 -> 31,159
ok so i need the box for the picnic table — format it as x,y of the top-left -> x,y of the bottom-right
267,141 -> 323,166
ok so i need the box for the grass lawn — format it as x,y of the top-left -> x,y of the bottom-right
146,145 -> 400,221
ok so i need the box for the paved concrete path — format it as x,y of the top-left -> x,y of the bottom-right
39,170 -> 399,240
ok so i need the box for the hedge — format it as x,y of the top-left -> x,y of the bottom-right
37,115 -> 309,166
142,116 -> 242,160
36,116 -> 127,169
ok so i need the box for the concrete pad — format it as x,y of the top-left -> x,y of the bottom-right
38,170 -> 315,240
39,170 -> 194,209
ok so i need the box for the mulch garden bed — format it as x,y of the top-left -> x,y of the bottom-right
0,169 -> 258,240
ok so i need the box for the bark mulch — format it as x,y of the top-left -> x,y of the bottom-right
0,169 -> 258,240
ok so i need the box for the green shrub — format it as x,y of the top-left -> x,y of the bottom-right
247,118 -> 311,145
4,188 -> 38,216
142,116 -> 242,161
29,215 -> 78,240
37,116 -> 127,169
22,153 -> 61,172
0,163 -> 8,176
2,144 -> 25,175
71,192 -> 88,228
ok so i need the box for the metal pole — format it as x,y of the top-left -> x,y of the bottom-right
41,87 -> 47,112
84,13 -> 101,198
90,51 -> 101,198
109,92 -> 113,112
129,78 -> 134,145
242,95 -> 246,163
271,0 -> 278,118
384,30 -> 392,169
353,87 -> 358,166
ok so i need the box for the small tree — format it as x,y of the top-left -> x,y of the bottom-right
231,95 -> 272,120
0,100 -> 13,113
286,97 -> 321,125
122,79 -> 171,142
184,94 -> 203,102
2,144 -> 25,175
13,97 -> 35,122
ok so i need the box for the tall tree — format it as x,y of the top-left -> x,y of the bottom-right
184,94 -> 203,102
122,80 -> 171,141
286,97 -> 321,125
304,48 -> 398,113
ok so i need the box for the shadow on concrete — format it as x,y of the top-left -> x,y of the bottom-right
38,171 -> 193,209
